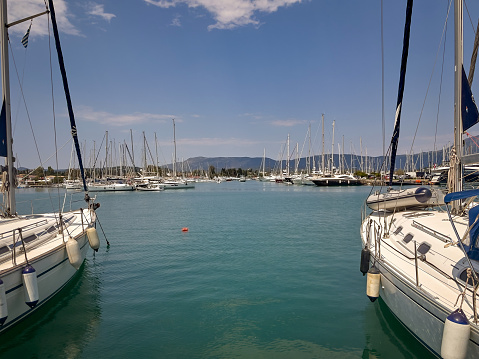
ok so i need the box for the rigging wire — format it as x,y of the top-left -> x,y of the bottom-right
12,20 -> 32,138
45,2 -> 63,216
434,1 -> 450,167
381,0 -> 385,168
408,0 -> 452,163
8,40 -> 45,174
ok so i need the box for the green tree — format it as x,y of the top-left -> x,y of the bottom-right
32,166 -> 44,177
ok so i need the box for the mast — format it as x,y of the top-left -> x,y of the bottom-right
388,0 -> 413,186
0,0 -> 15,215
142,131 -> 147,175
452,0 -> 463,203
321,114 -> 325,174
154,132 -> 159,177
308,123 -> 311,174
48,0 -> 88,192
172,118 -> 177,178
331,120 -> 335,173
262,148 -> 265,176
286,134 -> 290,176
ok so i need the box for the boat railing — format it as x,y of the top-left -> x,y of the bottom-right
411,220 -> 451,243
364,219 -> 478,319
0,213 -> 78,267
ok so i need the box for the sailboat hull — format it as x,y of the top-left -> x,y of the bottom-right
360,210 -> 479,358
0,209 -> 94,333
376,259 -> 479,357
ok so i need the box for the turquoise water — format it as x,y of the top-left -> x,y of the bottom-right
0,182 -> 435,358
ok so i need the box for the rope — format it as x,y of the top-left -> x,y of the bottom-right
95,216 -> 110,246
465,132 -> 479,149
455,268 -> 475,310
447,147 -> 458,193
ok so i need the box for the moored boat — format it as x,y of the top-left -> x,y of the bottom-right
0,0 -> 102,333
360,1 -> 479,357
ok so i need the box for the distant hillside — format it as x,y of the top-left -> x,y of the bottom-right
184,157 -> 275,171
179,147 -> 453,174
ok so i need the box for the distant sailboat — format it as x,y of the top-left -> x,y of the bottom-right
162,119 -> 195,189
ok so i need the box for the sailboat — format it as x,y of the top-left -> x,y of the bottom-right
162,119 -> 194,189
0,0 -> 102,332
87,131 -> 135,192
360,1 -> 479,358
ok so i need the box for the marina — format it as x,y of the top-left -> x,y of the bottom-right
3,0 -> 479,358
0,182 -> 435,358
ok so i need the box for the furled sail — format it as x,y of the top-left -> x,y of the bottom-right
47,0 -> 87,192
462,66 -> 479,131
0,100 -> 6,157
388,0 -> 413,186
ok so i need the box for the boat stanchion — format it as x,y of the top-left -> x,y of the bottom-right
22,265 -> 39,308
366,265 -> 380,302
360,248 -> 370,276
440,308 -> 470,359
0,278 -> 7,325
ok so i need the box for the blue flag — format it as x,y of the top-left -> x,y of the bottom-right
21,23 -> 31,48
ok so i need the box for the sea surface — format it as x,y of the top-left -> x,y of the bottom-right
0,181 -> 436,358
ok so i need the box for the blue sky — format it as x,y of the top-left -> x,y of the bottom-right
5,0 -> 479,169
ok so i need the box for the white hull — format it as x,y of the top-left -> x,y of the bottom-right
312,174 -> 361,186
162,181 -> 195,189
361,210 -> 479,357
136,184 -> 165,191
0,209 -> 95,332
87,183 -> 135,192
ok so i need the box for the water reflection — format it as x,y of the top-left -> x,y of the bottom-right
0,258 -> 102,358
362,299 -> 436,359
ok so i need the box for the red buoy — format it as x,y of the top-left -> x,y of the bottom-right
182,227 -> 189,232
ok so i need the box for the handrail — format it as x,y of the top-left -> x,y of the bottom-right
411,220 -> 451,243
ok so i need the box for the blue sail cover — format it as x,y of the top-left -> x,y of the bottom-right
389,0 -> 413,186
48,0 -> 87,192
462,66 -> 479,131
0,100 -> 6,157
444,189 -> 479,203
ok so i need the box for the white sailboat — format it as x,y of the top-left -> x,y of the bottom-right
360,1 -> 479,358
0,0 -> 102,332
162,119 -> 194,189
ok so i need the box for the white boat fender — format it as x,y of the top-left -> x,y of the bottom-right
22,265 -> 39,308
360,248 -> 370,276
441,308 -> 470,359
86,227 -> 100,251
66,237 -> 83,270
366,266 -> 380,302
0,278 -> 7,325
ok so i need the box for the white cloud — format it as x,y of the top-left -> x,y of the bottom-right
76,106 -> 175,126
171,14 -> 182,26
9,0 -> 80,37
87,3 -> 116,22
144,0 -> 302,30
270,119 -> 307,127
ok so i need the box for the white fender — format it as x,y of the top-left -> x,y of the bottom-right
441,309 -> 470,359
0,278 -> 7,325
66,237 -> 82,270
366,266 -> 381,302
22,265 -> 39,308
86,227 -> 100,251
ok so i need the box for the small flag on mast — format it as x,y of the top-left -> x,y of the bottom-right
21,23 -> 32,48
